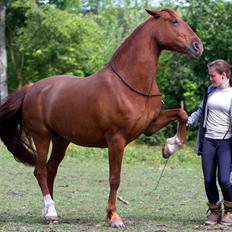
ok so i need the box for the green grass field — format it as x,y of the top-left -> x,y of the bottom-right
0,142 -> 231,231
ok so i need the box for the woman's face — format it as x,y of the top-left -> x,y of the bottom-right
208,66 -> 228,87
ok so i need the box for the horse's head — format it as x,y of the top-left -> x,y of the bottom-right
146,8 -> 203,58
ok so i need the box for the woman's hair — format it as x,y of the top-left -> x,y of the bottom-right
207,59 -> 232,86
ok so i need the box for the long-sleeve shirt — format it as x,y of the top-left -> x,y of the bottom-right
187,83 -> 232,154
205,81 -> 232,139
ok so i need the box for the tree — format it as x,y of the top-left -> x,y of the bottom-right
7,2 -> 105,89
37,0 -> 81,12
6,0 -> 36,89
0,0 -> 8,101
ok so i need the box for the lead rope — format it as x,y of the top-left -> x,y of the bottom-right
144,157 -> 170,196
152,157 -> 170,192
118,157 -> 170,204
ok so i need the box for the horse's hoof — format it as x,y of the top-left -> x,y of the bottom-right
162,135 -> 182,159
110,219 -> 125,228
105,211 -> 125,229
42,205 -> 59,224
44,215 -> 59,224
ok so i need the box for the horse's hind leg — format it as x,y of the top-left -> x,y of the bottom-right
47,136 -> 69,198
32,134 -> 58,223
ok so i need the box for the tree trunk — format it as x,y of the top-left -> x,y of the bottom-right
0,1 -> 8,102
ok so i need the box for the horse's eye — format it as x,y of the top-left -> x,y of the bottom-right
170,19 -> 178,24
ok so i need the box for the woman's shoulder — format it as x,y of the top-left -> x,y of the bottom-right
207,84 -> 216,94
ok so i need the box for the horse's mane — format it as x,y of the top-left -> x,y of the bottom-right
109,17 -> 155,62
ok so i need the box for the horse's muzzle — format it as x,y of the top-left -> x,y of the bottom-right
188,41 -> 204,58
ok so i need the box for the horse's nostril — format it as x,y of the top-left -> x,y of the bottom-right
192,42 -> 200,52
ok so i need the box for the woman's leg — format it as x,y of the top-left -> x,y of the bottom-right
202,138 -> 222,225
217,138 -> 232,201
218,138 -> 232,225
202,138 -> 219,203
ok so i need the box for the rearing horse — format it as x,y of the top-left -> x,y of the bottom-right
0,8 -> 203,228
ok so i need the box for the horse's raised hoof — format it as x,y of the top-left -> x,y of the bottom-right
162,135 -> 183,159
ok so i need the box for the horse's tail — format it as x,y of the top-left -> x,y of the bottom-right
0,84 -> 36,166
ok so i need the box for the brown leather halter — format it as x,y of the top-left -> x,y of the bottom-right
109,62 -> 161,97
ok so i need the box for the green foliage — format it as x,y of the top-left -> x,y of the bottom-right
37,0 -> 81,12
15,5 -> 104,84
6,1 -> 106,88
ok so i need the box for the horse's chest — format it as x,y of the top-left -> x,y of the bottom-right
125,107 -> 160,136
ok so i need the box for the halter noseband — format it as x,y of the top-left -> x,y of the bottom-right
109,62 -> 161,97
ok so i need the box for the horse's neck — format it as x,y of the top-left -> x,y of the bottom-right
110,19 -> 160,92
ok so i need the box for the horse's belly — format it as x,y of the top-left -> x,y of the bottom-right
53,125 -> 108,148
69,135 -> 108,148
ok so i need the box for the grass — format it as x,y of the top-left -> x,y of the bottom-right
0,142 -> 231,231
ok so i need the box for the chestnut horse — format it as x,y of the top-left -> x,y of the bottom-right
0,8 -> 203,228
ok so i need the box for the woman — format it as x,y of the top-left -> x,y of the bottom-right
188,59 -> 232,226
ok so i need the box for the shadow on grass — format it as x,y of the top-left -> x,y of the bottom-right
0,212 -> 42,225
0,211 -> 103,226
0,210 -> 203,225
1,212 -> 229,232
123,214 -> 202,224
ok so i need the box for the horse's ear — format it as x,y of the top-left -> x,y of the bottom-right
145,9 -> 160,19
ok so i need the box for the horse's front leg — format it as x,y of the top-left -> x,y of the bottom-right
144,108 -> 188,158
105,135 -> 125,228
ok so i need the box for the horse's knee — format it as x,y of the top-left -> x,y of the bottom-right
109,175 -> 120,189
143,121 -> 158,135
177,108 -> 188,122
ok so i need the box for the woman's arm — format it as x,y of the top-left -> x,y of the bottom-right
187,101 -> 204,128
